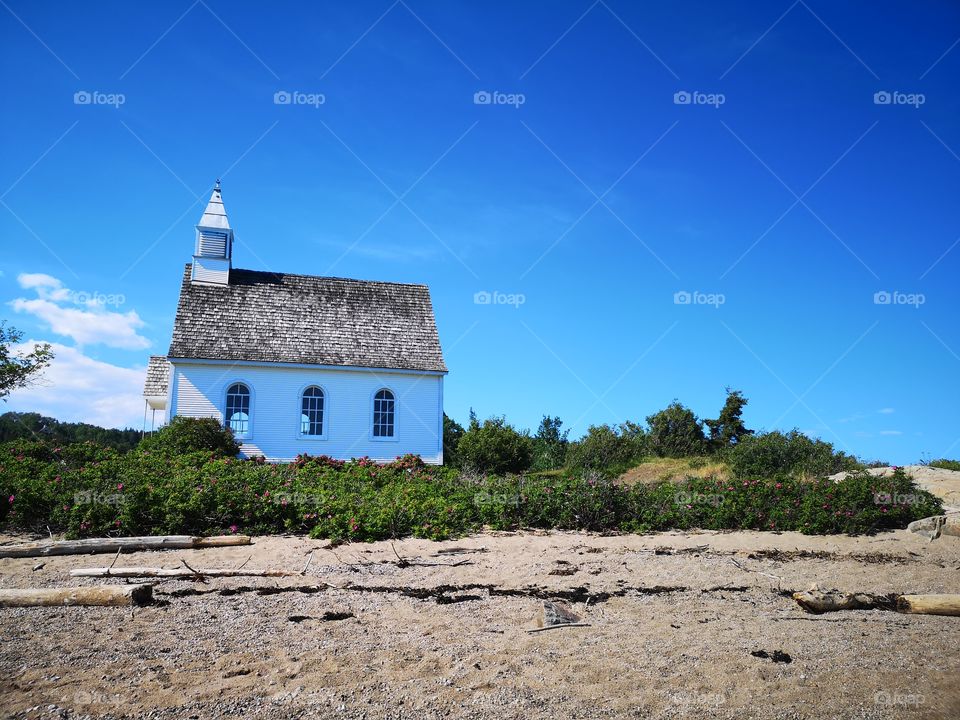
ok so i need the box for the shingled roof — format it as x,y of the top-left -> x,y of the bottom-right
143,356 -> 170,397
167,265 -> 447,372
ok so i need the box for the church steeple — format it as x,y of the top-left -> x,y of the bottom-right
191,180 -> 234,285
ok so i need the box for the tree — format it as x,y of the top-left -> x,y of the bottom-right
0,412 -> 141,452
0,323 -> 53,400
456,415 -> 533,475
136,416 -> 240,458
704,388 -> 753,452
645,401 -> 707,457
442,413 -> 464,467
531,415 -> 569,470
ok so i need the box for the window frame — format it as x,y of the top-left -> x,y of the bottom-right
297,383 -> 329,440
370,387 -> 398,442
223,381 -> 253,439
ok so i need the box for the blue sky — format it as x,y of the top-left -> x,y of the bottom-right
1,0 -> 958,463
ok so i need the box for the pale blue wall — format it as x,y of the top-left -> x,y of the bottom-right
169,360 -> 444,464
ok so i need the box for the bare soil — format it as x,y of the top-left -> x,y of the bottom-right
1,528 -> 959,720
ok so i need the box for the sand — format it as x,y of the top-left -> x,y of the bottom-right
1,528 -> 958,720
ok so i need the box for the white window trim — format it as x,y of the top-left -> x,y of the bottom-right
223,380 -> 254,440
369,386 -> 398,442
296,383 -> 329,441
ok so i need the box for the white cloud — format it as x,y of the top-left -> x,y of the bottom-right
5,341 -> 150,429
878,407 -> 895,414
10,272 -> 149,350
879,430 -> 903,436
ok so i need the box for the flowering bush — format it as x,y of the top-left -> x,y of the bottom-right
0,440 -> 943,541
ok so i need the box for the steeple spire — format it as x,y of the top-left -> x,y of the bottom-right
191,180 -> 234,285
198,179 -> 231,230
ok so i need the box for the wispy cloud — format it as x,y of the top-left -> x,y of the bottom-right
879,430 -> 903,436
10,273 -> 149,350
5,341 -> 147,429
878,407 -> 895,414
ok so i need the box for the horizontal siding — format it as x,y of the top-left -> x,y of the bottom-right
171,362 -> 442,464
191,257 -> 230,284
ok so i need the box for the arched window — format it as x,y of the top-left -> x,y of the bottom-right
372,389 -> 395,438
225,383 -> 250,435
300,386 -> 325,436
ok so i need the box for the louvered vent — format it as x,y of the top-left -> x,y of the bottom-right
198,230 -> 228,258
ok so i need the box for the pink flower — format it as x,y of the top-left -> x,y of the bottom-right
229,524 -> 239,533
117,483 -> 123,491
775,483 -> 782,489
742,481 -> 749,487
7,495 -> 14,504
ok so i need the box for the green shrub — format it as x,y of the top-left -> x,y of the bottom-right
646,402 -> 708,458
565,423 -> 646,477
0,440 -> 942,541
456,416 -> 533,475
136,416 -> 240,458
727,430 -> 859,479
929,458 -> 960,471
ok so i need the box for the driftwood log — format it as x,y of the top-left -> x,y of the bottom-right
0,584 -> 153,607
0,535 -> 251,559
896,594 -> 960,616
793,589 -> 960,617
70,567 -> 298,579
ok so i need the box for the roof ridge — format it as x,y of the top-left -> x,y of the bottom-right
232,267 -> 430,289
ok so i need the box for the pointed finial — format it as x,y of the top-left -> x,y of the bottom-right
214,178 -> 221,192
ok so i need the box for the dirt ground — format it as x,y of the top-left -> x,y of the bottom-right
1,528 -> 959,720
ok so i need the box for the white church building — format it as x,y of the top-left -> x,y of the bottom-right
143,182 -> 447,464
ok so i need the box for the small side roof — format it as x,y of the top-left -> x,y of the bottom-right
143,356 -> 170,397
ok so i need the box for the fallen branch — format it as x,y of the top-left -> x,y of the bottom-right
527,623 -> 591,634
69,567 -> 300,579
0,535 -> 251,559
0,583 -> 153,607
